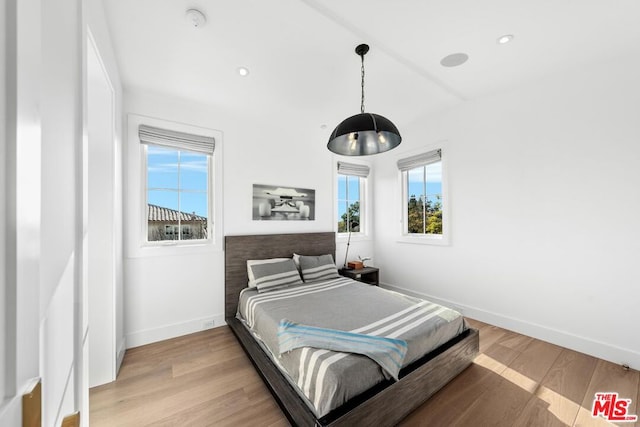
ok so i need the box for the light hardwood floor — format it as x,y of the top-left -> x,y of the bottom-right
90,319 -> 639,426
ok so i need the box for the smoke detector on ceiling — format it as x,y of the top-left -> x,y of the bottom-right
186,9 -> 206,28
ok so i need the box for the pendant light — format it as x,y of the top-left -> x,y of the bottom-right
327,44 -> 402,156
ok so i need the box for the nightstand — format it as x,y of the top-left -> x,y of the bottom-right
339,267 -> 379,286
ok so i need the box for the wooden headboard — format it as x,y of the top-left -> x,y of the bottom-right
224,232 -> 336,319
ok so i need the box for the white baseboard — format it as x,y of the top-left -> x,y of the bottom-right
382,282 -> 640,370
125,313 -> 226,349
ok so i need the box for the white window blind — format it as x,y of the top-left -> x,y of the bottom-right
397,149 -> 441,171
138,124 -> 215,155
337,161 -> 370,177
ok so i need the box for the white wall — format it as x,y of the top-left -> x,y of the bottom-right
1,0 -> 43,424
1,0 -> 122,424
1,0 -> 89,425
1,1 -> 41,424
123,89 -> 344,347
40,0 -> 84,423
0,0 -> 7,403
373,56 -> 640,369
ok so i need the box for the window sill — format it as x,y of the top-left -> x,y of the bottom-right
144,238 -> 210,247
336,233 -> 371,243
126,239 -> 222,259
396,234 -> 449,246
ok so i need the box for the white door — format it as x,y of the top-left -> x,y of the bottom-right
87,30 -> 118,388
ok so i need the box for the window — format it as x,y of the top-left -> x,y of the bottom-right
337,162 -> 369,234
140,125 -> 214,243
398,149 -> 445,238
337,175 -> 360,232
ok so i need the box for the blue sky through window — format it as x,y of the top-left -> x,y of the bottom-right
147,146 -> 208,217
407,162 -> 442,205
337,175 -> 360,221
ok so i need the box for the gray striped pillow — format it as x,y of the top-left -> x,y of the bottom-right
299,254 -> 340,282
247,258 -> 289,287
250,259 -> 303,293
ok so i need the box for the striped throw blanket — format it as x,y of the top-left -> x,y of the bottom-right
278,318 -> 408,380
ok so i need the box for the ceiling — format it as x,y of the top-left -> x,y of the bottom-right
102,0 -> 640,132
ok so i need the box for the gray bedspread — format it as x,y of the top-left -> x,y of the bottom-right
237,277 -> 466,417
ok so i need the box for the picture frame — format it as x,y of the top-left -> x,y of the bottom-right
252,184 -> 315,221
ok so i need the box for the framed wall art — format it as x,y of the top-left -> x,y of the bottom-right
252,184 -> 315,221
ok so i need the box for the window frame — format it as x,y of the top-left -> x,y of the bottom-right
143,144 -> 212,245
335,160 -> 370,240
126,114 -> 223,258
337,173 -> 366,234
397,144 -> 450,246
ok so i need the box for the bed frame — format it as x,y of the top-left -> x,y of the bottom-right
225,232 -> 479,427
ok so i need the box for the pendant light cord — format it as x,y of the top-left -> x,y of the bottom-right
326,43 -> 401,156
360,53 -> 365,114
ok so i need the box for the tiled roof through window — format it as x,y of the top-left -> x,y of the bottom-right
147,204 -> 207,222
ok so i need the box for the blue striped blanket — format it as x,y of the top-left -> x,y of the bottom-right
277,318 -> 408,380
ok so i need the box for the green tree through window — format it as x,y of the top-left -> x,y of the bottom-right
407,195 -> 442,234
339,201 -> 360,232
337,175 -> 361,233
406,162 -> 442,235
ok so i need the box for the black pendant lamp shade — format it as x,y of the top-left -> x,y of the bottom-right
327,44 -> 401,156
327,112 -> 401,156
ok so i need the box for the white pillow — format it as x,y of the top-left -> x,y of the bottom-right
247,258 -> 289,287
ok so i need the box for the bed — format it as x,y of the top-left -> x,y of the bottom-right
225,232 -> 479,426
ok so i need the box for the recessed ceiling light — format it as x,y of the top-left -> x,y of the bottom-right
497,34 -> 514,44
185,9 -> 206,28
440,53 -> 469,68
237,67 -> 250,77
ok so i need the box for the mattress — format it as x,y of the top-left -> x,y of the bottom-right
237,277 -> 467,417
